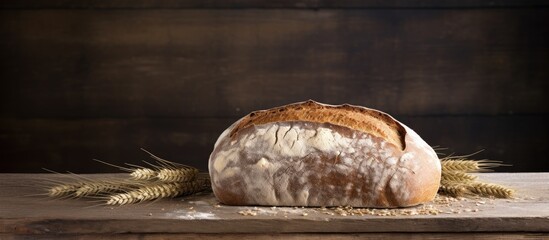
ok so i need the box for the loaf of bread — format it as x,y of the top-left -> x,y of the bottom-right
208,100 -> 441,208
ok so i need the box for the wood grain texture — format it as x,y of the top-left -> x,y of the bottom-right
0,115 -> 547,173
1,233 -> 548,240
2,0 -> 549,9
1,9 -> 548,118
0,173 -> 548,237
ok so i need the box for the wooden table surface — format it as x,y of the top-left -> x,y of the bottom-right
1,173 -> 548,239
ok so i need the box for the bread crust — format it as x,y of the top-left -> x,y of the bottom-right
209,100 -> 441,208
230,100 -> 406,151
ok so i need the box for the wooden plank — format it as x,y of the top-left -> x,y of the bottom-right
0,115 -> 547,173
0,173 -> 548,235
2,0 -> 549,9
1,9 -> 548,118
1,233 -> 548,240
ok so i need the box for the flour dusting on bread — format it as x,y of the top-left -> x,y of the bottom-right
209,100 -> 441,208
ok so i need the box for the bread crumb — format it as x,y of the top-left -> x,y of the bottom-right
238,209 -> 258,216
231,194 -> 495,218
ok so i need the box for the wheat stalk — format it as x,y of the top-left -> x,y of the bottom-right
93,159 -> 158,182
439,185 -> 469,198
95,149 -> 200,183
439,180 -> 471,197
469,182 -> 514,198
440,158 -> 504,172
441,171 -> 477,183
441,159 -> 481,172
439,155 -> 514,198
157,167 -> 198,183
137,149 -> 200,183
106,179 -> 210,205
74,180 -> 138,197
106,190 -> 142,205
130,168 -> 157,181
45,149 -> 212,205
138,179 -> 209,200
48,183 -> 82,198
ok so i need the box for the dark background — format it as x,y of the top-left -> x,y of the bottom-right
1,0 -> 548,173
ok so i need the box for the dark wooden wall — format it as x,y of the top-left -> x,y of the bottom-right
1,1 -> 548,173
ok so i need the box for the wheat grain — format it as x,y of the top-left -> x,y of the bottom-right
156,167 -> 198,183
441,171 -> 477,183
468,182 -> 514,198
130,168 -> 157,181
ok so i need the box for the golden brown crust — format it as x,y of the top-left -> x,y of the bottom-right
230,100 -> 407,150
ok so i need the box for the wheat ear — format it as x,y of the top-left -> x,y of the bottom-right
441,158 -> 504,172
106,191 -> 142,205
135,180 -> 206,201
439,154 -> 514,198
468,182 -> 514,198
138,148 -> 199,182
441,171 -> 477,183
93,159 -> 158,181
157,167 -> 199,183
439,180 -> 471,197
441,159 -> 480,172
48,183 -> 82,198
74,180 -> 138,197
106,179 -> 210,205
130,168 -> 157,181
